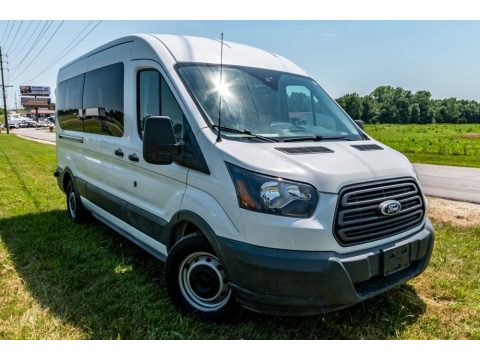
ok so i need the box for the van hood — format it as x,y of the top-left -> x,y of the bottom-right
218,139 -> 417,194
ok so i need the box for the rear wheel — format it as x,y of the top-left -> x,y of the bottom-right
66,180 -> 89,223
165,234 -> 242,322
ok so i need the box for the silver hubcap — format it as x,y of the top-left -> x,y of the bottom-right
178,251 -> 231,312
68,191 -> 77,218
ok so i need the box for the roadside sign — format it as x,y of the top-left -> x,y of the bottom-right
21,97 -> 51,107
20,85 -> 51,96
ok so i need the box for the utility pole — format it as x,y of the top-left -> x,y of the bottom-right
0,46 -> 9,134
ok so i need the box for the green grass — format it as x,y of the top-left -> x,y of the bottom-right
0,134 -> 479,339
364,124 -> 480,168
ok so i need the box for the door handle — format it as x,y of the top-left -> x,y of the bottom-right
114,148 -> 124,157
128,153 -> 139,162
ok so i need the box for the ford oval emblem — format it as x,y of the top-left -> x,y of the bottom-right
379,200 -> 402,216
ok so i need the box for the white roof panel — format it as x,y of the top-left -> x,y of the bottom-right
150,34 -> 308,75
59,34 -> 310,78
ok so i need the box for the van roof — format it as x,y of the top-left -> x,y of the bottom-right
59,34 -> 309,76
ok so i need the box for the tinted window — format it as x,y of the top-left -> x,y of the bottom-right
83,63 -> 124,136
138,69 -> 183,141
57,74 -> 84,131
138,70 -> 160,134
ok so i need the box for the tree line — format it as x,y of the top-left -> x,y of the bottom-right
335,86 -> 480,124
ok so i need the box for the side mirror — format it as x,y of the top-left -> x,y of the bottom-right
143,116 -> 181,165
354,119 -> 364,129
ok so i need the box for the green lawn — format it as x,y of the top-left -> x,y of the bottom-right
0,134 -> 479,339
365,124 -> 480,168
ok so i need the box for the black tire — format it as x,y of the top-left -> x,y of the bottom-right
66,180 -> 90,223
165,233 -> 242,322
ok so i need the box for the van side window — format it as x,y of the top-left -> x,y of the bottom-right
138,69 -> 183,141
83,63 -> 124,137
138,70 -> 160,134
57,74 -> 84,132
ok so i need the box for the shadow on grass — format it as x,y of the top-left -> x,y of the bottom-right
0,210 -> 426,339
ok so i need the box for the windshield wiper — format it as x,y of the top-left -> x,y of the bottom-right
212,125 -> 279,143
282,135 -> 350,142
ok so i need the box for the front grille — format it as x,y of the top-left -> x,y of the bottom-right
334,178 -> 425,245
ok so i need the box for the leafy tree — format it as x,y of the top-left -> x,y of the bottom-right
409,103 -> 420,123
336,93 -> 363,119
336,85 -> 480,124
360,96 -> 377,123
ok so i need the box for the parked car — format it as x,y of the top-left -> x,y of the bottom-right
26,120 -> 38,128
55,34 -> 434,321
8,118 -> 21,129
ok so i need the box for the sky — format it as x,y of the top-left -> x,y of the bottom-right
1,20 -> 480,109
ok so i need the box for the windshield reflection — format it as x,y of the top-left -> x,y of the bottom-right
177,64 -> 363,141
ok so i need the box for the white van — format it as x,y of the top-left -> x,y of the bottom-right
55,34 -> 434,321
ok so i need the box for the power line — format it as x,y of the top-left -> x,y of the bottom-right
7,20 -> 33,59
9,21 -> 32,56
41,20 -> 94,70
2,21 -> 15,49
11,21 -> 65,83
9,20 -> 52,78
4,20 -> 23,54
9,21 -> 42,64
9,20 -> 47,67
26,21 -> 102,84
0,21 -> 11,45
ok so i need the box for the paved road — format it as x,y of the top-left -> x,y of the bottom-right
13,127 -> 56,144
11,130 -> 480,204
415,164 -> 480,204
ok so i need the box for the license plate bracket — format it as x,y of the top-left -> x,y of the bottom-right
382,243 -> 411,276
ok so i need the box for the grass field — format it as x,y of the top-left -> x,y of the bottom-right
365,124 -> 480,168
0,134 -> 479,339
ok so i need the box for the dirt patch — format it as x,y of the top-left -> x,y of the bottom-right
428,197 -> 480,226
463,133 -> 480,139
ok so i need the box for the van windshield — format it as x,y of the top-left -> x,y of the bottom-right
177,64 -> 363,141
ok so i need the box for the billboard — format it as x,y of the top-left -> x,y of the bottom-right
20,85 -> 50,96
21,97 -> 51,107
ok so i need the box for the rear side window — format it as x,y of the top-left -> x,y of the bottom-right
83,63 -> 124,136
137,69 -> 183,141
57,74 -> 84,132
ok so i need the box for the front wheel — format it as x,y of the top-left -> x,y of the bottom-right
165,234 -> 242,322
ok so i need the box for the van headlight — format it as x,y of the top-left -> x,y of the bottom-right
226,163 -> 318,218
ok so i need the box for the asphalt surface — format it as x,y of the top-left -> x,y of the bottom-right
13,127 -> 56,144
11,129 -> 480,204
414,164 -> 480,204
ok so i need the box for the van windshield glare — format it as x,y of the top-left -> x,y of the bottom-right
177,64 -> 363,141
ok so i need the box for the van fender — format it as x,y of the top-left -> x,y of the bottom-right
168,209 -> 245,284
56,166 -> 73,193
169,185 -> 244,251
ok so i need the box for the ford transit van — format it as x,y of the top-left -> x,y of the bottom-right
55,34 -> 434,321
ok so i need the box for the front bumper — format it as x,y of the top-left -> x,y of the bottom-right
217,219 -> 434,316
